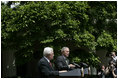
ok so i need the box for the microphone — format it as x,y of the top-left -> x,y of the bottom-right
72,62 -> 81,68
80,62 -> 88,68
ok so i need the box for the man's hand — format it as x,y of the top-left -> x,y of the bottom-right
68,64 -> 75,68
111,56 -> 114,59
59,70 -> 67,73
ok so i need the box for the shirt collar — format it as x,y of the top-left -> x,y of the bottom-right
62,55 -> 67,60
44,56 -> 50,63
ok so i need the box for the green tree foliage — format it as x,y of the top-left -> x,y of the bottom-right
72,53 -> 101,67
1,1 -> 117,66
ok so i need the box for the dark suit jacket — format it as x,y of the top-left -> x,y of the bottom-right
55,55 -> 70,71
38,57 -> 59,78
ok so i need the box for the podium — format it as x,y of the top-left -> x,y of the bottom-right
59,68 -> 89,78
59,68 -> 81,77
84,68 -> 89,74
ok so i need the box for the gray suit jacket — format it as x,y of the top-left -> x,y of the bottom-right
55,55 -> 70,71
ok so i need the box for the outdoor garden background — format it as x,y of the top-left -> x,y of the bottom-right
1,1 -> 117,78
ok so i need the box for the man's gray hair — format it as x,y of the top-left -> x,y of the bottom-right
61,47 -> 69,53
43,47 -> 53,56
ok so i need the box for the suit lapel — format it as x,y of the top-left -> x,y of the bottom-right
43,57 -> 54,70
62,56 -> 69,65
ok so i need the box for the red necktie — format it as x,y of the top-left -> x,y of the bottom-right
49,62 -> 52,67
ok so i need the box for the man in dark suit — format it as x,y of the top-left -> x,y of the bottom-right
55,47 -> 75,71
38,47 -> 66,78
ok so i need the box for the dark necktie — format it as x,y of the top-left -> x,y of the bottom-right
65,58 -> 69,65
